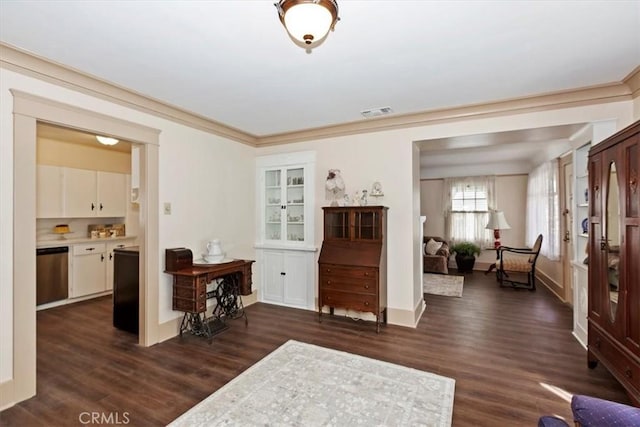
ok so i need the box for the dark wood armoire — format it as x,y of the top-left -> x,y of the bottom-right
587,119 -> 640,405
318,206 -> 388,332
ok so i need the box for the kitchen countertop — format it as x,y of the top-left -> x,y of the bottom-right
36,235 -> 137,248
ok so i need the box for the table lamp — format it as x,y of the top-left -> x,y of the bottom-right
486,210 -> 510,248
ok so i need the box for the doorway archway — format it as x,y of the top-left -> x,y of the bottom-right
11,90 -> 160,404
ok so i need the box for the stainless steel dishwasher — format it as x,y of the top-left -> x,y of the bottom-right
36,246 -> 69,305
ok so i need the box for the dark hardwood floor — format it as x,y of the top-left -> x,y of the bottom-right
0,271 -> 629,426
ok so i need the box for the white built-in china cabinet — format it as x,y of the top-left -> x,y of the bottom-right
255,151 -> 316,310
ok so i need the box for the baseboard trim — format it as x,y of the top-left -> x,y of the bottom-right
0,379 -> 15,411
572,331 -> 588,350
157,316 -> 181,343
536,270 -> 566,302
387,300 -> 424,329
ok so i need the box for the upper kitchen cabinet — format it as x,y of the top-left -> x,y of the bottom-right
64,169 -> 127,217
36,165 -> 128,218
36,165 -> 64,218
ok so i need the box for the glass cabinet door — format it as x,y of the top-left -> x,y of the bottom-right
264,167 -> 307,243
354,210 -> 380,241
285,168 -> 304,242
265,169 -> 282,241
324,209 -> 350,240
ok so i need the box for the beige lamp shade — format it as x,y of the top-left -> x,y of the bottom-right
486,211 -> 511,230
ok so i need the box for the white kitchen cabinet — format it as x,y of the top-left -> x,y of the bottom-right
98,172 -> 127,217
258,249 -> 315,310
63,168 -> 127,218
64,168 -> 97,217
71,242 -> 107,298
36,165 -> 64,218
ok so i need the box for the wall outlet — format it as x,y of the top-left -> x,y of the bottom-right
163,202 -> 172,215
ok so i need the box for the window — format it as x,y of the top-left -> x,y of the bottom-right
443,176 -> 495,248
526,160 -> 560,260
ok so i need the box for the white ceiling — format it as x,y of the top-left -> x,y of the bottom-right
1,1 -> 638,137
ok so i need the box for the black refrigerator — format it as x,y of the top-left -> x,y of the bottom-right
113,246 -> 139,335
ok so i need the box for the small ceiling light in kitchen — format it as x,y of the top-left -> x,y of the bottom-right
96,135 -> 119,146
275,0 -> 339,48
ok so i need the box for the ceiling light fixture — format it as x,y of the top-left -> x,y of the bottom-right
275,0 -> 340,48
96,135 -> 119,146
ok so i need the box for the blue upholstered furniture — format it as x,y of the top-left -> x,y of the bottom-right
538,395 -> 640,427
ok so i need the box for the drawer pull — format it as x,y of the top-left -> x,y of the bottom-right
327,280 -> 331,285
364,285 -> 369,289
326,268 -> 331,273
364,301 -> 369,306
364,272 -> 369,276
625,368 -> 633,379
86,247 -> 95,251
595,338 -> 601,349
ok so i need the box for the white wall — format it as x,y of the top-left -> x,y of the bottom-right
634,96 -> 640,121
0,68 -> 255,383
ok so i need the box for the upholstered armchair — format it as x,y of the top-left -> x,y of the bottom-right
538,394 -> 640,427
422,236 -> 450,274
496,234 -> 543,291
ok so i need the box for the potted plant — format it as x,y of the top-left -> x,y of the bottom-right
451,242 -> 481,273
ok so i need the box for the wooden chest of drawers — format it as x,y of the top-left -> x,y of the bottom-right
172,275 -> 208,313
318,207 -> 388,332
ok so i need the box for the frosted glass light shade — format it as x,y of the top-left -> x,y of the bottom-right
96,135 -> 119,146
276,0 -> 339,46
486,210 -> 511,230
285,3 -> 332,44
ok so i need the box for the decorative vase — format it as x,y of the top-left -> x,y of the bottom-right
455,255 -> 476,273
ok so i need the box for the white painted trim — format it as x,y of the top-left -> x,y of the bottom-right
254,243 -> 318,252
0,379 -> 14,411
10,90 -> 160,407
255,150 -> 316,167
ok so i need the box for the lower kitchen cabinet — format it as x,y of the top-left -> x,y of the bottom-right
71,243 -> 107,297
257,248 -> 315,310
70,239 -> 136,298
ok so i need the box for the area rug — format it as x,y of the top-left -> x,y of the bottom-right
424,273 -> 464,297
169,340 -> 455,427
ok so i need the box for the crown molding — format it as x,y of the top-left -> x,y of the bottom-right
1,42 -> 635,148
0,43 -> 257,146
257,82 -> 632,146
623,64 -> 640,98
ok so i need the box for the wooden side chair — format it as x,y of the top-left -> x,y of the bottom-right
496,234 -> 543,291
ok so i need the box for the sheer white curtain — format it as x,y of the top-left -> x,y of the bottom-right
526,160 -> 560,260
442,176 -> 495,248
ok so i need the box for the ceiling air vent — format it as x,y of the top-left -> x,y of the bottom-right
360,106 -> 393,118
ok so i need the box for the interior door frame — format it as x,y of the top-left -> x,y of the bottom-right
10,90 -> 160,405
559,153 -> 574,304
